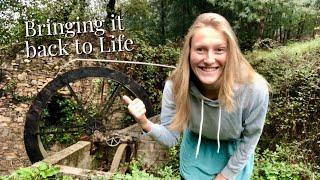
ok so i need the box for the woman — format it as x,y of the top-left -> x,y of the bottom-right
123,13 -> 269,180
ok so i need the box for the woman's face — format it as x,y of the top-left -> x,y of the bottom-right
190,27 -> 228,90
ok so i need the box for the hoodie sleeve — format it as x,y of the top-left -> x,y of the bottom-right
146,80 -> 180,147
221,80 -> 269,179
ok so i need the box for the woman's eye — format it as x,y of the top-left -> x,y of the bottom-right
216,48 -> 226,54
196,48 -> 205,53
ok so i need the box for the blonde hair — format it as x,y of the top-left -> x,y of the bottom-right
169,13 -> 260,132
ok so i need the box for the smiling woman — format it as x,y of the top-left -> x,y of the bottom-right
123,13 -> 269,180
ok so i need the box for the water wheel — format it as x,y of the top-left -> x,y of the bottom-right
24,67 -> 153,163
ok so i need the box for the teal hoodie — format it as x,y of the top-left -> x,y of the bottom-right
147,78 -> 269,179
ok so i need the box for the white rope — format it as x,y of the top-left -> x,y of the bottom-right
56,58 -> 176,77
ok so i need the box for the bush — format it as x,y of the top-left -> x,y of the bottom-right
253,144 -> 319,180
0,162 -> 71,180
112,39 -> 180,115
111,158 -> 179,180
41,95 -> 86,149
248,39 -> 320,171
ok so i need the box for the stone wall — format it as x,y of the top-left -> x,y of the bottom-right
0,55 -> 66,175
118,115 -> 170,168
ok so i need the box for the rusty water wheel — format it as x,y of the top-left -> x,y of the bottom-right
24,67 -> 153,163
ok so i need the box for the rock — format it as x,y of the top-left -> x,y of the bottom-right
37,81 -> 44,85
0,122 -> 8,127
23,59 -> 31,63
15,107 -> 24,113
38,78 -> 47,83
11,63 -> 19,67
20,103 -> 29,108
0,128 -> 9,136
17,72 -> 28,81
0,115 -> 11,122
17,117 -> 24,123
2,145 -> 8,150
31,80 -> 37,85
4,153 -> 17,160
18,83 -> 29,87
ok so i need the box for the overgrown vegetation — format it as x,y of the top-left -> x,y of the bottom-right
0,162 -> 71,180
247,38 -> 320,178
253,144 -> 319,179
111,158 -> 179,180
125,39 -> 179,114
0,80 -> 17,97
0,79 -> 34,103
248,39 -> 319,163
41,95 -> 85,149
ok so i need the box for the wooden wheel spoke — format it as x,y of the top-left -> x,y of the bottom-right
100,83 -> 121,116
67,83 -> 86,112
39,125 -> 83,135
100,79 -> 105,105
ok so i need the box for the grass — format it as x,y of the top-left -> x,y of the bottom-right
246,38 -> 320,61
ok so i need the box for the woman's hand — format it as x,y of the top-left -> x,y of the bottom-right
215,173 -> 227,180
122,95 -> 151,132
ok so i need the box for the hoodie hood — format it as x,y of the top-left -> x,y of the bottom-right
190,81 -> 220,107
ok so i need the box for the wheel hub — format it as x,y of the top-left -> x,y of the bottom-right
85,119 -> 106,135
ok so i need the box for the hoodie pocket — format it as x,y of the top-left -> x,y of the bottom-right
180,129 -> 230,175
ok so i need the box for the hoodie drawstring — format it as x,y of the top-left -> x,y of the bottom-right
195,99 -> 221,158
217,106 -> 221,153
195,99 -> 204,158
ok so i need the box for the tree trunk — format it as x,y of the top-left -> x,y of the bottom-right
107,0 -> 116,17
296,15 -> 305,39
160,0 -> 166,44
257,20 -> 265,42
